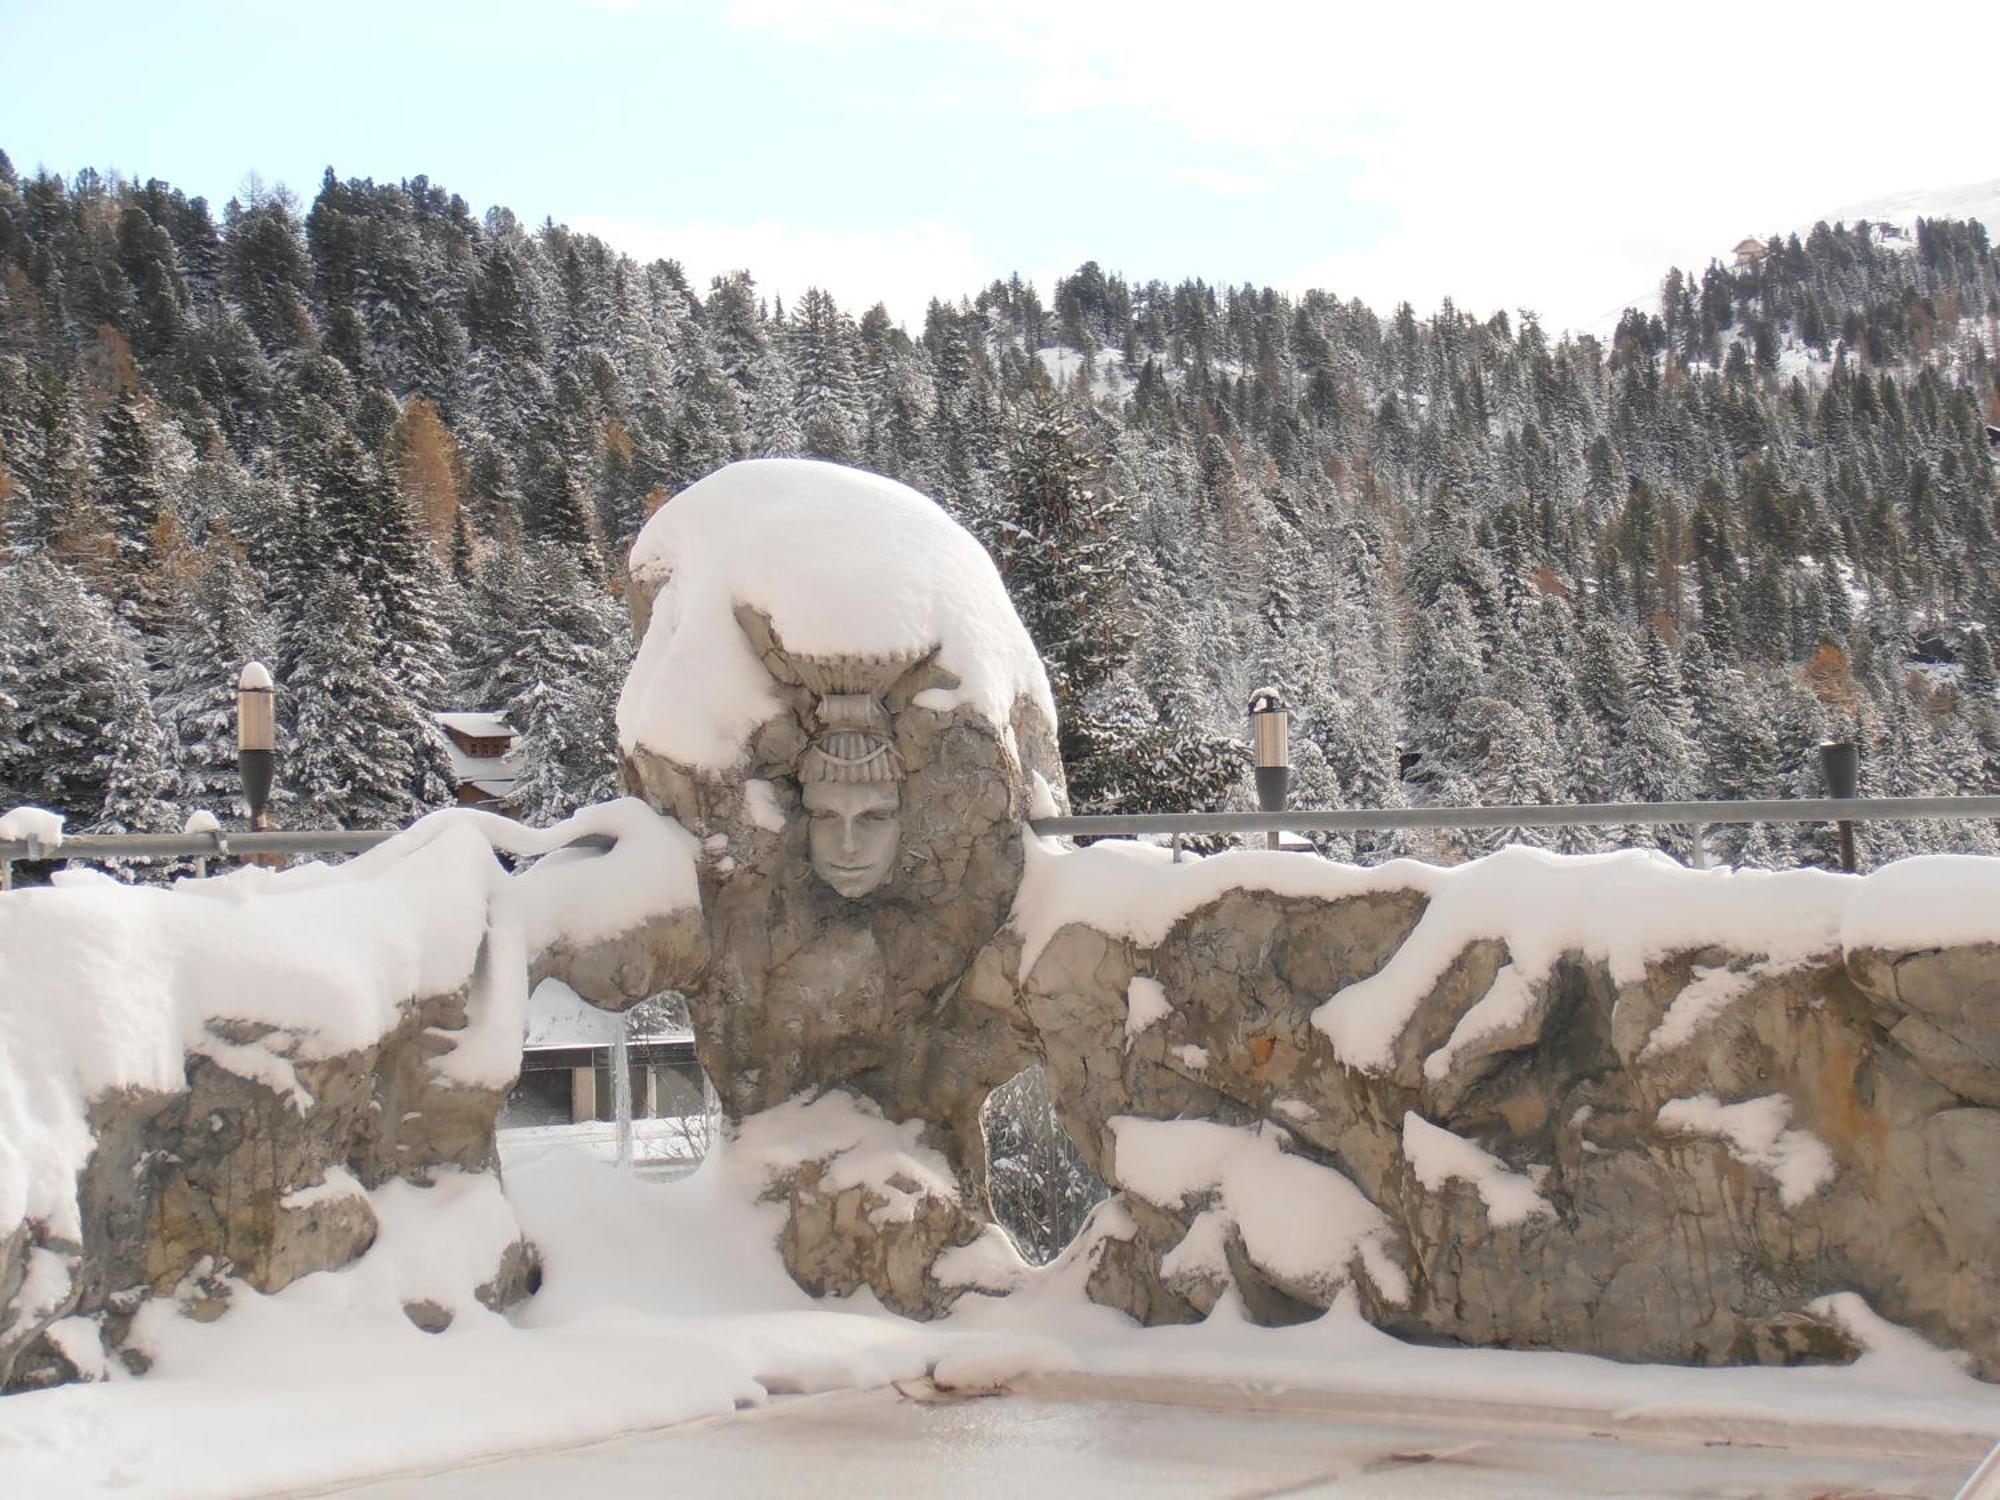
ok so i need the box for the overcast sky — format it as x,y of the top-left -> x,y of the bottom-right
3,0 -> 1996,332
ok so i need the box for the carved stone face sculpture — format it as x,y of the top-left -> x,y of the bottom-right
795,682 -> 908,900
803,780 -> 901,898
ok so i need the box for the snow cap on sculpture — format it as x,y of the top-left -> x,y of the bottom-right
619,458 -> 1056,775
616,459 -> 1066,896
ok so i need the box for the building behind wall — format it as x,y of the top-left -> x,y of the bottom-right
433,711 -> 522,811
499,979 -> 710,1149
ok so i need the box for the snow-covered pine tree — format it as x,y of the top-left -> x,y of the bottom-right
0,558 -> 173,833
789,287 -> 861,463
155,538 -> 271,821
1402,582 -> 1487,790
283,572 -> 422,829
503,544 -> 627,825
991,393 -> 1133,809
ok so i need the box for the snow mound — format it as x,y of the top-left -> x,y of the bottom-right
619,459 -> 1056,773
6,1144 -> 1996,1497
1839,855 -> 2000,953
1641,964 -> 1767,1060
742,778 -> 786,833
1123,976 -> 1172,1045
1657,1093 -> 1836,1208
1313,848 -> 1851,1072
1111,1117 -> 1408,1305
729,1090 -> 962,1226
1013,835 -> 1416,977
0,804 -> 65,847
1423,961 -> 1538,1082
1018,844 -> 2000,1077
1401,1112 -> 1553,1228
523,979 -> 627,1050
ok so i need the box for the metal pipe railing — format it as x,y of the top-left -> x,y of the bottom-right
5,796 -> 1998,889
0,828 -> 613,889
1024,795 -> 2000,839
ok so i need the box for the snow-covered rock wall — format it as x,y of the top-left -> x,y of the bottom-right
582,459 -> 2000,1377
1013,841 -> 2000,1376
13,454 -> 2000,1400
0,800 -> 699,1391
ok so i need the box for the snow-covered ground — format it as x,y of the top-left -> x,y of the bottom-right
497,1117 -> 707,1177
4,1139 -> 1995,1500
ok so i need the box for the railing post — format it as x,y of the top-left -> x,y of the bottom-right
1689,824 -> 1708,870
1820,741 -> 1860,873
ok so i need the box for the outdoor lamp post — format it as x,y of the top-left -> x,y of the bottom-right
1249,688 -> 1290,852
238,661 -> 276,833
1819,740 -> 1859,873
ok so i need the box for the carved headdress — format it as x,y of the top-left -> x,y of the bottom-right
791,653 -> 923,786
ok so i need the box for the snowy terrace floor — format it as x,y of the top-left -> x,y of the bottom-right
6,1143 -> 1998,1500
319,1381 -> 1980,1500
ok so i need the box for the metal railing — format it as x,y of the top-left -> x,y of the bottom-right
1025,795 -> 2000,868
0,828 -> 612,889
6,795 -> 1998,888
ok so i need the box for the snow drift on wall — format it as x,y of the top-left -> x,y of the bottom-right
0,799 -> 697,1254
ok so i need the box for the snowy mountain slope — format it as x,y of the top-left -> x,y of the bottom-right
1821,179 -> 2000,240
1594,177 -> 2000,337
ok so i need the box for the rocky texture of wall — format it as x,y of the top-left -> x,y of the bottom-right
596,800 -> 2000,1376
0,991 -> 535,1392
0,802 -> 698,1393
1008,845 -> 2000,1377
589,461 -> 2000,1373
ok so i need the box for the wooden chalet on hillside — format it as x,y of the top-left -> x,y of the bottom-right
433,711 -> 521,811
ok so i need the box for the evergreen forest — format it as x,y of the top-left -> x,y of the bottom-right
4,151 -> 1999,870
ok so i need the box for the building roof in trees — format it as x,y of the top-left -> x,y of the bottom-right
432,710 -> 521,802
435,710 -> 515,741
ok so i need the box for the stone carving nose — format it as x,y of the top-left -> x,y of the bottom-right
839,815 -> 861,857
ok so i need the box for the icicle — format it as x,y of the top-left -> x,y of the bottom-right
702,1066 -> 722,1159
612,1009 -> 634,1171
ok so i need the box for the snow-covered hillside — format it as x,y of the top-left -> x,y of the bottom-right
1822,178 -> 2000,240
1596,176 -> 2000,338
